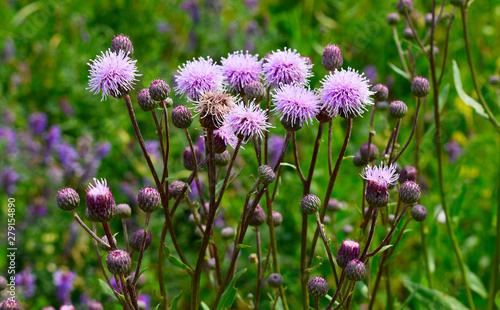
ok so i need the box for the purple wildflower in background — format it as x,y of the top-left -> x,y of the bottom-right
138,294 -> 151,310
157,22 -> 171,34
145,140 -> 161,158
87,49 -> 139,101
272,84 -> 320,126
53,270 -> 76,304
1,167 -> 19,196
319,68 -> 374,118
221,51 -> 262,93
263,48 -> 312,88
181,0 -> 200,23
361,163 -> 399,188
363,64 -> 378,85
59,98 -> 74,116
224,102 -> 271,142
444,140 -> 463,163
46,125 -> 61,151
175,57 -> 224,101
57,143 -> 82,175
28,112 -> 48,135
214,124 -> 238,148
0,126 -> 18,154
96,141 -> 112,159
120,182 -> 138,204
268,135 -> 284,166
16,267 -> 37,299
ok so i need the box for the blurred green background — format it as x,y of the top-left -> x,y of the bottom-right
1,0 -> 500,309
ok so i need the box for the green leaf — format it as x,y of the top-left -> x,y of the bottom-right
98,279 -> 117,301
388,62 -> 410,80
403,280 -> 468,310
169,291 -> 182,310
163,245 -> 193,272
237,243 -> 253,249
280,162 -> 297,169
377,244 -> 393,254
217,268 -> 247,310
452,60 -> 488,118
465,266 -> 488,299
438,84 -> 450,112
201,301 -> 211,310
216,165 -> 246,197
495,291 -> 500,308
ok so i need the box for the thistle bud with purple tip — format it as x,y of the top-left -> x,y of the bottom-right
267,273 -> 283,287
149,79 -> 171,101
345,259 -> 366,281
57,188 -> 80,211
183,146 -> 203,171
129,229 -> 153,252
399,165 -> 417,183
115,203 -> 132,219
86,178 -> 116,222
336,239 -> 360,268
372,84 -> 389,101
258,165 -> 275,185
137,88 -> 158,111
111,34 -> 133,56
307,276 -> 329,298
172,105 -> 193,129
168,181 -> 185,199
411,204 -> 428,221
138,187 -> 161,213
301,194 -> 321,215
322,44 -> 343,72
106,249 -> 131,275
411,77 -> 430,98
389,100 -> 408,119
399,181 -> 421,205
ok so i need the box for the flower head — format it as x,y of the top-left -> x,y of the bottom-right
263,48 -> 312,88
272,84 -> 320,128
221,51 -> 262,93
86,178 -> 116,222
214,124 -> 238,149
361,163 -> 399,188
87,49 -> 139,101
175,57 -> 223,101
195,89 -> 236,129
320,68 -> 374,118
224,101 -> 271,142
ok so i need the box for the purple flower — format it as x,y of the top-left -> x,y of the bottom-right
361,163 -> 399,188
87,49 -> 140,101
0,126 -> 18,154
138,294 -> 151,310
444,140 -> 463,163
224,102 -> 271,142
59,98 -> 74,116
272,84 -> 320,127
53,270 -> 76,304
175,57 -> 223,101
120,181 -> 138,204
262,48 -> 312,88
181,0 -> 200,23
16,267 -> 37,299
145,140 -> 161,158
28,112 -> 48,135
319,67 -> 374,118
214,124 -> 238,149
363,65 -> 378,85
57,143 -> 81,174
268,135 -> 284,166
221,51 -> 262,93
1,167 -> 19,195
157,22 -> 171,34
46,125 -> 61,151
96,141 -> 112,159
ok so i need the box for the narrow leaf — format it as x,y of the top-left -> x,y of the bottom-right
168,255 -> 192,272
465,266 -> 488,299
217,268 -> 247,310
438,84 -> 450,112
377,244 -> 393,254
98,279 -> 118,301
280,162 -> 297,169
201,301 -> 211,310
170,291 -> 182,310
237,244 -> 253,249
388,62 -> 410,80
403,280 -> 468,310
452,60 -> 488,118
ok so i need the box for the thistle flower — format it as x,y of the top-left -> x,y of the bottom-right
361,163 -> 399,188
322,44 -> 343,71
307,276 -> 329,298
106,249 -> 132,275
214,124 -> 239,149
272,84 -> 320,130
319,68 -> 374,118
175,57 -> 223,101
224,101 -> 271,142
87,49 -> 139,100
195,89 -> 236,129
263,48 -> 312,88
221,51 -> 262,93
336,239 -> 360,268
86,178 -> 116,222
137,186 -> 161,213
129,229 -> 153,252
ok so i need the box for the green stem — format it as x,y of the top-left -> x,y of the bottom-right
488,133 -> 500,310
420,222 -> 434,288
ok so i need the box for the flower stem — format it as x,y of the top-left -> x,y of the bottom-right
392,98 -> 422,163
314,213 -> 339,286
71,210 -> 111,251
255,226 -> 263,309
420,222 -> 434,288
133,213 -> 151,285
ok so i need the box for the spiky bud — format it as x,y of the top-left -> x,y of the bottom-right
399,165 -> 417,183
248,203 -> 266,226
137,88 -> 158,112
0,276 -> 7,291
389,100 -> 408,119
336,239 -> 360,268
411,204 -> 428,221
111,34 -> 133,56
149,79 -> 171,101
137,187 -> 161,213
372,84 -> 389,101
366,181 -> 390,207
268,211 -> 283,227
424,13 -> 434,27
280,114 -> 303,132
129,229 -> 153,252
244,80 -> 266,103
86,178 -> 116,222
307,276 -> 329,298
183,146 -> 203,171
411,77 -> 430,98
399,181 -> 421,205
386,12 -> 401,25
258,165 -> 276,185
116,203 -> 132,219
0,300 -> 21,310
106,249 -> 131,275
99,235 -> 116,251
397,0 -> 413,14
301,194 -> 321,215
353,152 -> 365,167
322,44 -> 343,71
360,142 -> 379,163
221,227 -> 235,240
267,273 -> 283,288
57,188 -> 80,211
489,75 -> 500,86
172,105 -> 193,129
345,259 -> 366,281
215,150 -> 231,166
403,28 -> 414,40
168,181 -> 185,200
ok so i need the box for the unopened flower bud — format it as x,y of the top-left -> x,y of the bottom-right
172,105 -> 193,129
353,152 -> 366,167
99,235 -> 116,251
397,0 -> 413,14
399,181 -> 421,205
168,181 -> 185,199
386,13 -> 401,25
86,178 -> 116,222
129,229 -> 153,252
389,100 -> 408,119
183,146 -> 203,171
215,150 -> 231,166
489,75 -> 500,86
106,249 -> 131,275
403,27 -> 414,40
244,80 -> 266,103
372,84 -> 389,101
267,273 -> 283,288
138,187 -> 161,213
268,211 -> 283,227
258,165 -> 275,185
411,77 -> 430,98
366,181 -> 390,207
411,204 -> 428,222
345,259 -> 366,281
360,142 -> 379,163
327,198 -> 345,211
221,227 -> 235,240
131,272 -> 146,289
111,34 -> 133,56
164,97 -> 174,108
57,188 -> 80,211
116,203 -> 132,219
301,194 -> 321,215
248,253 -> 258,263
424,13 -> 434,27
137,88 -> 158,112
248,203 -> 266,226
322,44 -> 343,71
342,224 -> 354,234
336,239 -> 360,268
307,276 -> 329,298
149,79 -> 171,101
399,165 -> 417,183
